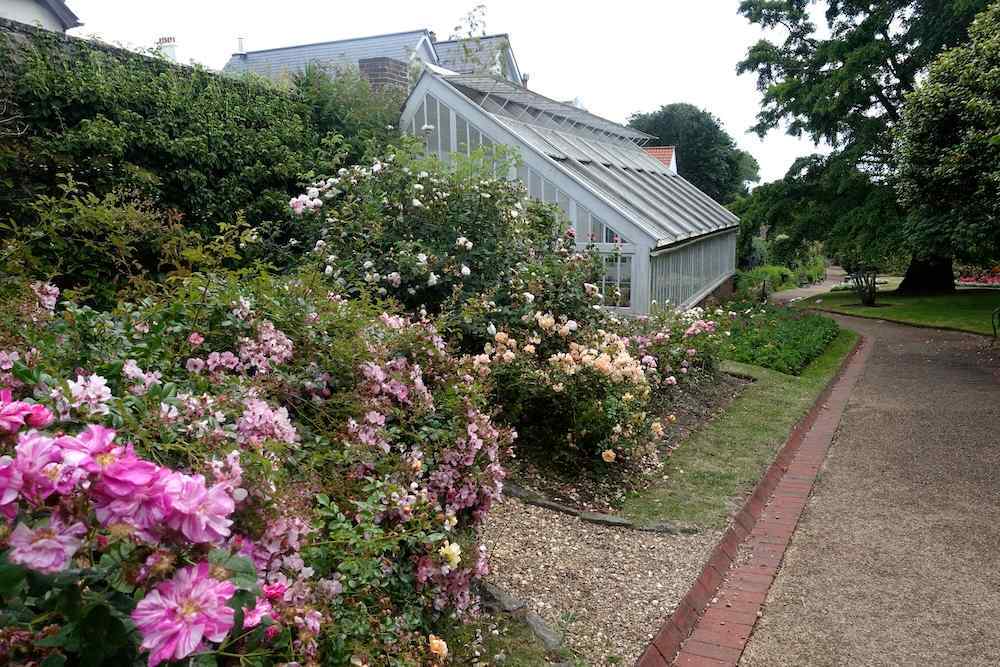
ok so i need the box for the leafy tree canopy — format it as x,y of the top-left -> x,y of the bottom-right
738,0 -> 990,167
731,152 -> 905,276
628,103 -> 759,204
896,1 -> 1000,263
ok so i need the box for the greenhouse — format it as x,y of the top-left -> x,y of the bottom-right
401,69 -> 739,315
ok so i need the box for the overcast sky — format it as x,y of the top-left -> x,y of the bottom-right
65,0 -> 830,183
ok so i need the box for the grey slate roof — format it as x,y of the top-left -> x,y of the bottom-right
42,0 -> 80,30
440,73 -> 739,246
223,29 -> 431,78
434,34 -> 519,81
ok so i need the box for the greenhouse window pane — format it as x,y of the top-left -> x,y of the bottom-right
529,170 -> 542,199
576,206 -> 591,241
469,127 -> 481,150
557,191 -> 570,215
516,163 -> 529,189
543,179 -> 557,204
414,100 -> 425,133
456,115 -> 469,154
439,102 -> 452,155
591,216 -> 606,244
425,95 -> 439,155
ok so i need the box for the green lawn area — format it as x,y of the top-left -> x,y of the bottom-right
621,329 -> 859,530
798,288 -> 1000,336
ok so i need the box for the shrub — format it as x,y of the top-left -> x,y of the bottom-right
0,177 -> 211,306
736,265 -> 796,295
278,144 -> 603,332
291,64 -> 406,164
0,24 -> 345,235
0,273 -> 513,665
481,305 -> 724,466
721,302 -> 839,375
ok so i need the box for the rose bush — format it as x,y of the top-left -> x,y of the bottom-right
0,274 -> 512,666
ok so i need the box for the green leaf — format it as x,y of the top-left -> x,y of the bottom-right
208,550 -> 259,592
77,604 -> 129,667
0,554 -> 27,598
40,655 -> 67,667
35,622 -> 79,651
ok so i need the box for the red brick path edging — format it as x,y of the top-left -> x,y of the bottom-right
636,336 -> 871,667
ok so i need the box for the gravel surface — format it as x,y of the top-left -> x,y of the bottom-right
742,315 -> 1000,666
482,498 -> 720,665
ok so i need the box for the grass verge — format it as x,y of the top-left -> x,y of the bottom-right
620,328 -> 859,530
797,288 -> 1000,336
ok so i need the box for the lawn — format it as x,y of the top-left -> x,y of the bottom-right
621,329 -> 860,529
797,288 -> 1000,336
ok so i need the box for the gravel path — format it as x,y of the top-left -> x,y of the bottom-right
742,315 -> 1000,666
481,498 -> 720,665
769,266 -> 846,305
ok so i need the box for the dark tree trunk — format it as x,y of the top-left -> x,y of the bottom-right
897,255 -> 955,294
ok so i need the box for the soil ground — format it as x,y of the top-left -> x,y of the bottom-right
741,314 -> 1000,666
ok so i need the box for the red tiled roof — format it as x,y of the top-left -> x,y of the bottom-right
645,146 -> 675,167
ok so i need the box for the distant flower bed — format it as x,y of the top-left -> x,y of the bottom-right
721,302 -> 840,375
957,273 -> 1000,286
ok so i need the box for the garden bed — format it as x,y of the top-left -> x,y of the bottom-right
506,373 -> 750,513
478,329 -> 859,664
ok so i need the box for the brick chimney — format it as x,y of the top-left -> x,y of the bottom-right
155,35 -> 177,62
358,57 -> 409,91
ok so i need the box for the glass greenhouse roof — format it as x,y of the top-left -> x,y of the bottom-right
443,73 -> 739,246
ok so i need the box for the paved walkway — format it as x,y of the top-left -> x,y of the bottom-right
769,266 -> 846,305
742,315 -> 1000,665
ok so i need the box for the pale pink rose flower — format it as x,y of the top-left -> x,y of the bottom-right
163,473 -> 234,544
187,332 -> 205,347
8,515 -> 86,573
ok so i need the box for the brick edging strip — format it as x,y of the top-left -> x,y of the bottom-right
636,335 -> 871,667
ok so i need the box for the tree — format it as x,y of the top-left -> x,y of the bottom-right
730,152 -> 905,304
628,103 -> 760,204
291,64 -> 404,164
737,0 -> 990,292
896,1 -> 1000,267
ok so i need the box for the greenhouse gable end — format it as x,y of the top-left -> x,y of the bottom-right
401,70 -> 739,314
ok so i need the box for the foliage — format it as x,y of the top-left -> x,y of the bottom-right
736,265 -> 796,296
736,0 -> 989,290
737,0 -> 989,165
0,176 -> 258,307
278,144 -> 605,344
896,1 -> 1000,265
731,153 -> 906,297
622,329 -> 859,528
483,306 -> 723,466
722,302 -> 840,375
0,273 -> 512,666
0,25 -> 345,235
628,103 -> 759,204
291,64 -> 405,164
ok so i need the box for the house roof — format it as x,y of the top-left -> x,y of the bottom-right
434,72 -> 738,246
433,34 -> 521,82
645,146 -> 675,167
223,29 -> 433,77
42,0 -> 81,30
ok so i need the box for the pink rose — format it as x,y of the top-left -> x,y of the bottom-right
8,515 -> 86,573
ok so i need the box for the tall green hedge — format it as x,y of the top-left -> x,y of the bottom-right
0,20 -> 335,233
